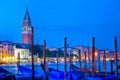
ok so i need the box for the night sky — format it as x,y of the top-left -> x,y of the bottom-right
0,0 -> 120,50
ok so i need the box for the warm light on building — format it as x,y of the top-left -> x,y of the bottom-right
14,46 -> 30,59
2,58 -> 7,62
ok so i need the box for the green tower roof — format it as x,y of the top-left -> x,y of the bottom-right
24,7 -> 31,20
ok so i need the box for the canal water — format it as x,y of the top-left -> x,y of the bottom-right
1,61 -> 120,74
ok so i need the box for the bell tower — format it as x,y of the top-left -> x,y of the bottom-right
22,7 -> 32,44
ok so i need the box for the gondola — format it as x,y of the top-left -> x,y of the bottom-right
15,66 -> 43,80
0,67 -> 15,80
71,64 -> 118,80
41,63 -> 84,80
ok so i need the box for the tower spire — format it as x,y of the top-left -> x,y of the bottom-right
24,7 -> 31,20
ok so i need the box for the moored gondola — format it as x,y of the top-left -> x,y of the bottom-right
0,67 -> 15,80
41,63 -> 85,80
71,64 -> 118,80
15,66 -> 44,80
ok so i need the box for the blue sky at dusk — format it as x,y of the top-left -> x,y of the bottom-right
0,0 -> 120,50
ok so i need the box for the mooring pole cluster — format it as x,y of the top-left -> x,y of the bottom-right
40,36 -> 119,80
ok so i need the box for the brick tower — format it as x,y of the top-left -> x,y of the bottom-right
22,7 -> 32,44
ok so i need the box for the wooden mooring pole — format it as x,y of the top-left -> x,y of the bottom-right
43,40 -> 48,80
98,51 -> 100,72
103,50 -> 107,77
88,47 -> 90,70
85,51 -> 87,71
64,37 -> 67,80
78,49 -> 82,69
69,51 -> 72,80
69,51 -> 72,71
56,53 -> 59,71
31,27 -> 35,80
17,52 -> 20,74
92,37 -> 95,77
85,51 -> 87,76
114,37 -> 118,76
43,40 -> 46,68
110,60 -> 113,73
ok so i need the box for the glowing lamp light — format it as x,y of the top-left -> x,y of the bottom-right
73,56 -> 76,59
96,70 -> 99,73
106,58 -> 110,61
95,52 -> 98,57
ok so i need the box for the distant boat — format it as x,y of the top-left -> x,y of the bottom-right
48,59 -> 56,64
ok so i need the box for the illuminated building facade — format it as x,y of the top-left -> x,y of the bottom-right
71,46 -> 99,61
14,45 -> 30,59
0,41 -> 14,63
0,41 -> 14,56
99,50 -> 120,60
0,41 -> 31,63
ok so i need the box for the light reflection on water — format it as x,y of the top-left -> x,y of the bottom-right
0,61 -> 120,74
